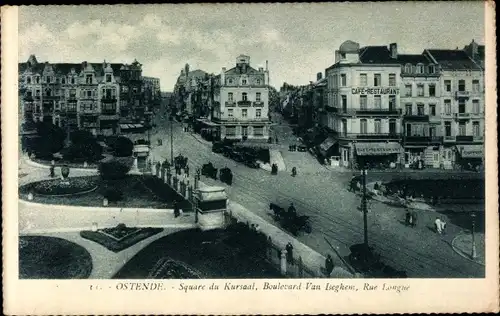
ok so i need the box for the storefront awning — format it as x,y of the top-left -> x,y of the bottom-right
356,142 -> 402,156
319,137 -> 337,153
456,145 -> 483,158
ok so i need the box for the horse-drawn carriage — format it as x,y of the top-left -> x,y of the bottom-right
201,162 -> 218,180
219,167 -> 233,185
269,203 -> 312,236
174,155 -> 188,170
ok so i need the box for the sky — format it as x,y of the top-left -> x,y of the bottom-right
18,3 -> 485,92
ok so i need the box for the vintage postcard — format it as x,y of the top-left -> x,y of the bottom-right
2,2 -> 499,315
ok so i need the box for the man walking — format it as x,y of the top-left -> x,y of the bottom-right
285,242 -> 294,264
173,200 -> 180,218
325,254 -> 334,277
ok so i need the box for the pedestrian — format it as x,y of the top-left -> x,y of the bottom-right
434,217 -> 443,234
173,201 -> 180,218
275,136 -> 279,144
285,242 -> 294,264
185,165 -> 190,177
411,211 -> 417,228
325,254 -> 334,277
405,209 -> 411,226
49,165 -> 55,178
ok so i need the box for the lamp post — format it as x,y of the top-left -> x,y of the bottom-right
361,169 -> 369,247
471,212 -> 477,259
169,114 -> 174,162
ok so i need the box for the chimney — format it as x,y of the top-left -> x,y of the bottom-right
266,60 -> 268,71
317,72 -> 323,81
389,43 -> 398,59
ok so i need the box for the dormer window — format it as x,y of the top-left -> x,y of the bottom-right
256,79 -> 261,85
428,65 -> 435,74
35,76 -> 40,84
404,64 -> 412,73
242,79 -> 247,85
416,64 -> 424,74
106,74 -> 112,83
228,79 -> 233,84
86,74 -> 92,84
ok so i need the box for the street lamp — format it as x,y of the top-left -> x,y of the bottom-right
169,114 -> 174,162
471,212 -> 477,259
361,169 -> 369,247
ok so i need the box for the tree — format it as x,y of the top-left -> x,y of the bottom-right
98,159 -> 132,180
62,129 -> 103,162
28,121 -> 65,159
112,136 -> 134,157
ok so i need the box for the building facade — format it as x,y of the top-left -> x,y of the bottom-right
142,76 -> 161,113
325,41 -> 403,169
211,55 -> 271,141
19,55 -> 146,136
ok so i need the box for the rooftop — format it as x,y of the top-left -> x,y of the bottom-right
426,49 -> 481,70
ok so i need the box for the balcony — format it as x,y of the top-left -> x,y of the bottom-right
443,135 -> 455,142
473,135 -> 484,142
100,113 -> 119,120
101,109 -> 117,116
225,101 -> 236,107
403,113 -> 429,121
455,91 -> 470,99
42,95 -> 60,100
454,113 -> 471,120
404,136 -> 443,144
80,108 -> 99,115
101,96 -> 117,103
237,100 -> 252,107
336,108 -> 401,116
212,117 -> 269,124
337,132 -> 401,140
253,101 -> 264,107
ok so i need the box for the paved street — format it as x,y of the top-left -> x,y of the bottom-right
141,112 -> 485,278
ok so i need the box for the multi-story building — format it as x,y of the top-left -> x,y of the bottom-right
118,60 -> 144,124
211,55 -> 271,141
397,52 -> 442,168
19,55 -> 145,136
172,64 -> 208,117
424,49 -> 484,170
325,41 -> 403,169
463,39 -> 485,69
142,76 -> 161,113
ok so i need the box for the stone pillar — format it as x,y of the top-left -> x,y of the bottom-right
280,250 -> 288,276
188,185 -> 193,201
92,222 -> 98,232
103,198 -> 108,207
83,161 -> 88,168
167,171 -> 172,185
27,192 -> 33,201
132,157 -> 139,171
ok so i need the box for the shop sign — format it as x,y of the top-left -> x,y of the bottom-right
458,146 -> 483,158
352,87 -> 400,95
356,143 -> 402,156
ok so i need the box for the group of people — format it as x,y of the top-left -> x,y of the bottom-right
405,209 -> 418,228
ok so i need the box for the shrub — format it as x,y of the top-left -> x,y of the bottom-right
62,142 -> 103,162
28,122 -> 65,158
113,136 -> 134,157
98,159 -> 132,180
70,130 -> 95,145
104,188 -> 124,202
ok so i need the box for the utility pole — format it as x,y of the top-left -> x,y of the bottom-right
471,212 -> 477,259
361,169 -> 369,247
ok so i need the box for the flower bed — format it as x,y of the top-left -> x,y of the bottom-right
21,177 -> 99,196
148,258 -> 202,279
19,236 -> 93,279
80,224 -> 163,253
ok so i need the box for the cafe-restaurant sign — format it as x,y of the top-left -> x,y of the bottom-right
352,87 -> 400,95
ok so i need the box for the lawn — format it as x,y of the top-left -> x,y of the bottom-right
80,224 -> 164,253
19,235 -> 93,279
114,228 -> 282,279
21,177 -> 99,196
19,175 -> 185,209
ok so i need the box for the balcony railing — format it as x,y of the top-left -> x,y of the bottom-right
225,101 -> 236,107
473,135 -> 484,142
101,96 -> 117,102
237,100 -> 252,107
444,136 -> 455,141
403,113 -> 429,121
253,101 -> 264,107
336,108 -> 401,116
212,117 -> 268,123
455,91 -> 470,99
455,113 -> 471,119
404,136 -> 443,144
23,95 -> 34,101
337,132 -> 401,140
455,135 -> 474,142
101,110 -> 117,115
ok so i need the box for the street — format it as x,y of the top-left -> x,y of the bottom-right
143,111 -> 484,278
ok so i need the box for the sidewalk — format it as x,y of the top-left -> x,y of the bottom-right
228,201 -> 354,278
452,232 -> 485,265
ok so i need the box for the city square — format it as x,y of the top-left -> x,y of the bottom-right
15,4 -> 487,281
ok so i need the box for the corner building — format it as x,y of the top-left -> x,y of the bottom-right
212,55 -> 271,141
325,41 -> 403,169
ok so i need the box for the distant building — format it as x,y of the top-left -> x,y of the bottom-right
210,55 -> 271,141
463,39 -> 485,69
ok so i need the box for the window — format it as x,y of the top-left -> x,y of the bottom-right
256,109 -> 262,118
405,103 -> 412,115
405,84 -> 412,97
256,79 -> 261,85
389,119 -> 396,134
228,79 -> 233,84
417,104 -> 425,115
71,78 -> 75,84
416,64 -> 424,74
444,100 -> 451,114
429,104 -> 436,116
228,109 -> 234,117
102,103 -> 116,113
26,77 -> 31,84
341,119 -> 348,135
67,102 -> 77,112
106,74 -> 112,83
444,80 -> 451,92
242,92 -> 248,101
45,89 -> 52,97
35,89 -> 41,96
87,90 -> 92,98
360,119 -> 367,134
458,80 -> 466,92
374,95 -> 381,109
428,65 -> 435,74
69,89 -> 76,98
472,80 -> 480,93
341,95 -> 347,112
374,74 -> 381,86
36,76 -> 40,84
404,64 -> 412,73
360,95 -> 367,109
417,84 -> 424,97
228,92 -> 233,101
61,77 -> 66,84
359,74 -> 367,86
46,76 -> 51,84
341,74 -> 346,86
340,52 -> 346,59
428,84 -> 436,96
226,126 -> 236,136
374,119 -> 381,134
458,99 -> 466,113
86,74 -> 92,84
242,109 -> 248,118
82,102 -> 94,112
389,74 -> 396,86
242,79 -> 247,85
458,122 -> 466,136
254,126 -> 264,136
256,92 -> 261,102
472,100 -> 480,114
389,95 -> 396,111
473,121 -> 480,137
